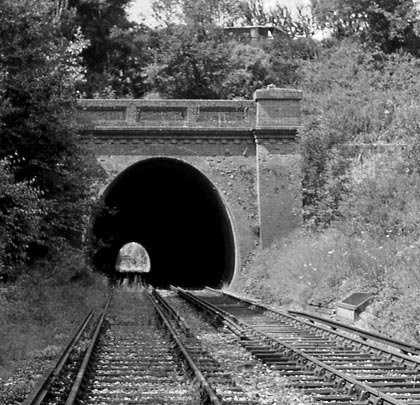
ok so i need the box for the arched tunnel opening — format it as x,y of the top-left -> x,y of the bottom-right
90,158 -> 236,288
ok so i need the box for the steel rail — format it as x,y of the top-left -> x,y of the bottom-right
22,310 -> 94,405
289,309 -> 420,355
147,289 -> 223,405
175,287 -> 408,405
65,296 -> 112,405
213,288 -> 420,370
150,288 -> 192,336
170,286 -> 246,336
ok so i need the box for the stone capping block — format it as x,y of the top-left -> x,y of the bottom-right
254,87 -> 303,129
77,89 -> 302,135
253,88 -> 303,101
77,99 -> 256,129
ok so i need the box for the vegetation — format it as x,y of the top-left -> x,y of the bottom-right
230,1 -> 420,343
0,0 -> 107,394
231,223 -> 420,343
312,0 -> 420,55
143,0 -> 420,344
0,250 -> 107,403
2,0 -> 420,397
0,0 -> 103,279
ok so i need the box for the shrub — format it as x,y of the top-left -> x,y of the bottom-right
0,249 -> 107,376
339,153 -> 420,239
300,42 -> 420,226
0,158 -> 44,277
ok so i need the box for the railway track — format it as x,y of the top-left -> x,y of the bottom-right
173,287 -> 420,405
24,287 -> 255,405
22,309 -> 98,405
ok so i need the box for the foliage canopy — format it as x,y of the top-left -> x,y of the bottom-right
0,0 -> 101,276
312,0 -> 420,54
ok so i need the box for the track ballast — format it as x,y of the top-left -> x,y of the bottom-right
174,287 -> 420,405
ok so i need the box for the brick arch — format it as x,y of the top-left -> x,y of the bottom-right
79,88 -> 303,280
90,157 -> 236,287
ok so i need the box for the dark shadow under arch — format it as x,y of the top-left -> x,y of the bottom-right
90,158 -> 235,288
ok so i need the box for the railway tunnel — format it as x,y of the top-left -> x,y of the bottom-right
90,158 -> 236,288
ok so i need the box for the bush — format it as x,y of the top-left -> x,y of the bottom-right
339,153 -> 420,239
0,158 -> 44,277
300,42 -> 420,226
0,250 -> 107,378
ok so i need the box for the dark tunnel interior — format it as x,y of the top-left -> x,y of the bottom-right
90,158 -> 235,288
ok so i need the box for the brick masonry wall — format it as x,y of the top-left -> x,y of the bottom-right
78,88 -> 303,276
254,88 -> 302,128
253,88 -> 303,248
81,131 -> 256,157
256,139 -> 302,247
77,99 -> 256,128
96,153 -> 259,272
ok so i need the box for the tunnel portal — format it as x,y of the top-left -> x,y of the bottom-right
91,158 -> 235,288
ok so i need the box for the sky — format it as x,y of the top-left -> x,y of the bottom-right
128,0 -> 153,24
127,0 -> 310,26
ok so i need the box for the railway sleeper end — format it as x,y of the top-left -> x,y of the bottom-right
357,390 -> 370,401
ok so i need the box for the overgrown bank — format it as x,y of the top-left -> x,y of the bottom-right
0,251 -> 108,404
231,40 -> 420,345
2,0 -> 420,399
230,226 -> 420,343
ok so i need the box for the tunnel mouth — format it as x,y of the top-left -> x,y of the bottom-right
90,158 -> 235,288
116,242 -> 151,273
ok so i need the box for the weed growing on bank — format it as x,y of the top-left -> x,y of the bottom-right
230,229 -> 420,343
230,138 -> 420,345
0,249 -> 108,402
231,229 -> 383,307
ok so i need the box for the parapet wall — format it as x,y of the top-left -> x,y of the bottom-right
77,88 -> 303,250
77,88 -> 302,131
77,99 -> 256,129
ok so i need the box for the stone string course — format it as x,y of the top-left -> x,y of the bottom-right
77,88 -> 303,274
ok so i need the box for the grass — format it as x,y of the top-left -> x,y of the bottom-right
230,228 -> 420,343
0,250 -> 108,403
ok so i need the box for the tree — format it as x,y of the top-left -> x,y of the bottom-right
0,0 -> 102,267
144,22 -> 307,99
146,0 -> 316,99
0,158 -> 44,276
148,0 -> 244,98
152,0 -> 247,27
241,0 -> 315,38
144,25 -> 231,98
222,41 -> 304,98
100,24 -> 154,98
312,0 -> 420,55
67,0 -> 153,97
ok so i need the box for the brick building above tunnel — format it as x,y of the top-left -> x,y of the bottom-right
223,25 -> 287,43
77,88 -> 302,288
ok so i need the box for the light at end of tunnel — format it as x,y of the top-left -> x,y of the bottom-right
116,242 -> 151,273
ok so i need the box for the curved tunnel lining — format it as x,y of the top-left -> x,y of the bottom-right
91,158 -> 236,288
